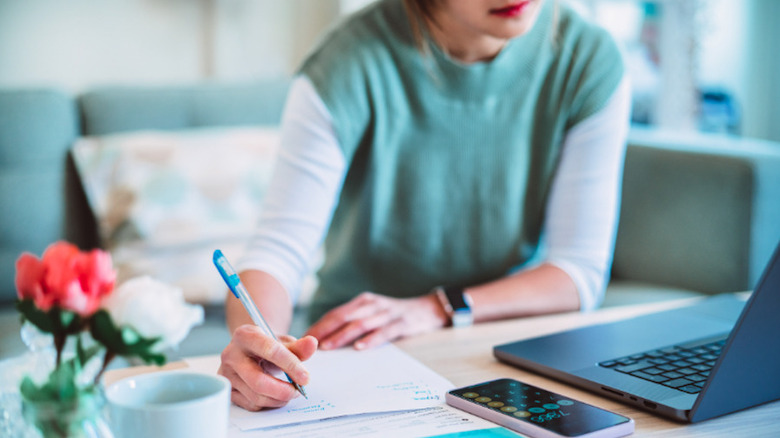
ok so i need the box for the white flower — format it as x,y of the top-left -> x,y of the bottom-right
103,276 -> 204,352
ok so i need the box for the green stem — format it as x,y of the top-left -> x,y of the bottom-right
53,333 -> 66,368
94,350 -> 116,385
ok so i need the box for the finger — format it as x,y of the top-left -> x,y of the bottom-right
306,292 -> 378,339
230,385 -> 289,411
230,385 -> 260,411
221,342 -> 301,403
317,308 -> 396,350
234,325 -> 311,386
285,335 -> 319,361
353,319 -> 406,350
231,388 -> 261,411
305,293 -> 383,341
219,364 -> 289,411
278,334 -> 298,343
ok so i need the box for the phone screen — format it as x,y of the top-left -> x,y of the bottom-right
448,378 -> 630,437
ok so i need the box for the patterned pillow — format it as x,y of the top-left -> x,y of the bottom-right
72,127 -> 280,303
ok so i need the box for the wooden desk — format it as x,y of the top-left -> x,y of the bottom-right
105,297 -> 779,437
394,296 -> 778,437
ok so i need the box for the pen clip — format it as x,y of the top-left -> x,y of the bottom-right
213,249 -> 241,298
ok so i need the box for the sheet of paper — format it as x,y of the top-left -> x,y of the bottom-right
226,406 -> 507,438
184,354 -> 221,374
185,344 -> 455,431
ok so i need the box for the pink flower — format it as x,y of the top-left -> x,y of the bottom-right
15,253 -> 49,307
15,242 -> 116,316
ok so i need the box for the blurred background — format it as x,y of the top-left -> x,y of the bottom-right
0,0 -> 778,142
1,0 -> 779,363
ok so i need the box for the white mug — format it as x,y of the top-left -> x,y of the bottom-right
105,371 -> 231,438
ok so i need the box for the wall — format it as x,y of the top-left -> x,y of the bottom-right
697,0 -> 748,102
0,0 -> 340,92
743,0 -> 780,143
0,0 -> 205,91
583,0 -> 778,143
211,0 -> 340,81
697,0 -> 780,143
0,0 -> 777,143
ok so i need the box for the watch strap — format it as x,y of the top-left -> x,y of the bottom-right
435,286 -> 473,328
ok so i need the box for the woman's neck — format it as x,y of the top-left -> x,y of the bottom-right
426,13 -> 508,64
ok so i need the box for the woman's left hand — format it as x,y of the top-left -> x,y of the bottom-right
304,292 -> 449,350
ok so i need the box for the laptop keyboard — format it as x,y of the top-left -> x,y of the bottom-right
598,335 -> 727,394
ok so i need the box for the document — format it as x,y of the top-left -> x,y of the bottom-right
185,344 -> 456,431
226,406 -> 510,438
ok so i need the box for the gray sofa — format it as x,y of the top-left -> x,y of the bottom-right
2,81 -> 779,359
607,128 -> 780,306
0,81 -> 291,359
0,81 -> 290,303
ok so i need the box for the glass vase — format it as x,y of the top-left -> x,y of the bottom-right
13,322 -> 114,438
21,389 -> 113,438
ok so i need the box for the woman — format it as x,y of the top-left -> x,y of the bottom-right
219,0 -> 630,410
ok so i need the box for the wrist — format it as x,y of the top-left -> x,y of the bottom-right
425,292 -> 450,328
433,285 -> 474,328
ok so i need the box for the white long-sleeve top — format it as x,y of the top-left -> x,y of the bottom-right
237,75 -> 631,311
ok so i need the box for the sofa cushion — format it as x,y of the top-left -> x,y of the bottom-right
603,280 -> 707,308
79,79 -> 290,136
0,89 -> 80,303
613,129 -> 780,294
71,127 -> 281,304
615,144 -> 753,293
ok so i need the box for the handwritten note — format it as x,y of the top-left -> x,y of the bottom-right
227,406 -> 503,437
187,344 -> 454,431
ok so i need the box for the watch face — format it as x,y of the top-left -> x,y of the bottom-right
452,310 -> 473,328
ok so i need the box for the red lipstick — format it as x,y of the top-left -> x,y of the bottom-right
490,1 -> 531,18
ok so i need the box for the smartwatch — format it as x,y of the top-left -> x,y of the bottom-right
435,286 -> 474,328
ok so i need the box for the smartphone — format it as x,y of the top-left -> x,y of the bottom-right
446,378 -> 634,438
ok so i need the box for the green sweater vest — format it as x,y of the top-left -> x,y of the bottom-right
300,0 -> 624,320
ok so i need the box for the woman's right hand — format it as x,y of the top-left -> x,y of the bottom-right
218,325 -> 318,411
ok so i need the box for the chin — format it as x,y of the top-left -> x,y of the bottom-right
488,21 -> 537,40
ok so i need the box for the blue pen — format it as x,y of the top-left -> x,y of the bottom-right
213,249 -> 307,398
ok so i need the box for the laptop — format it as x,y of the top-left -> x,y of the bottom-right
494,241 -> 780,423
